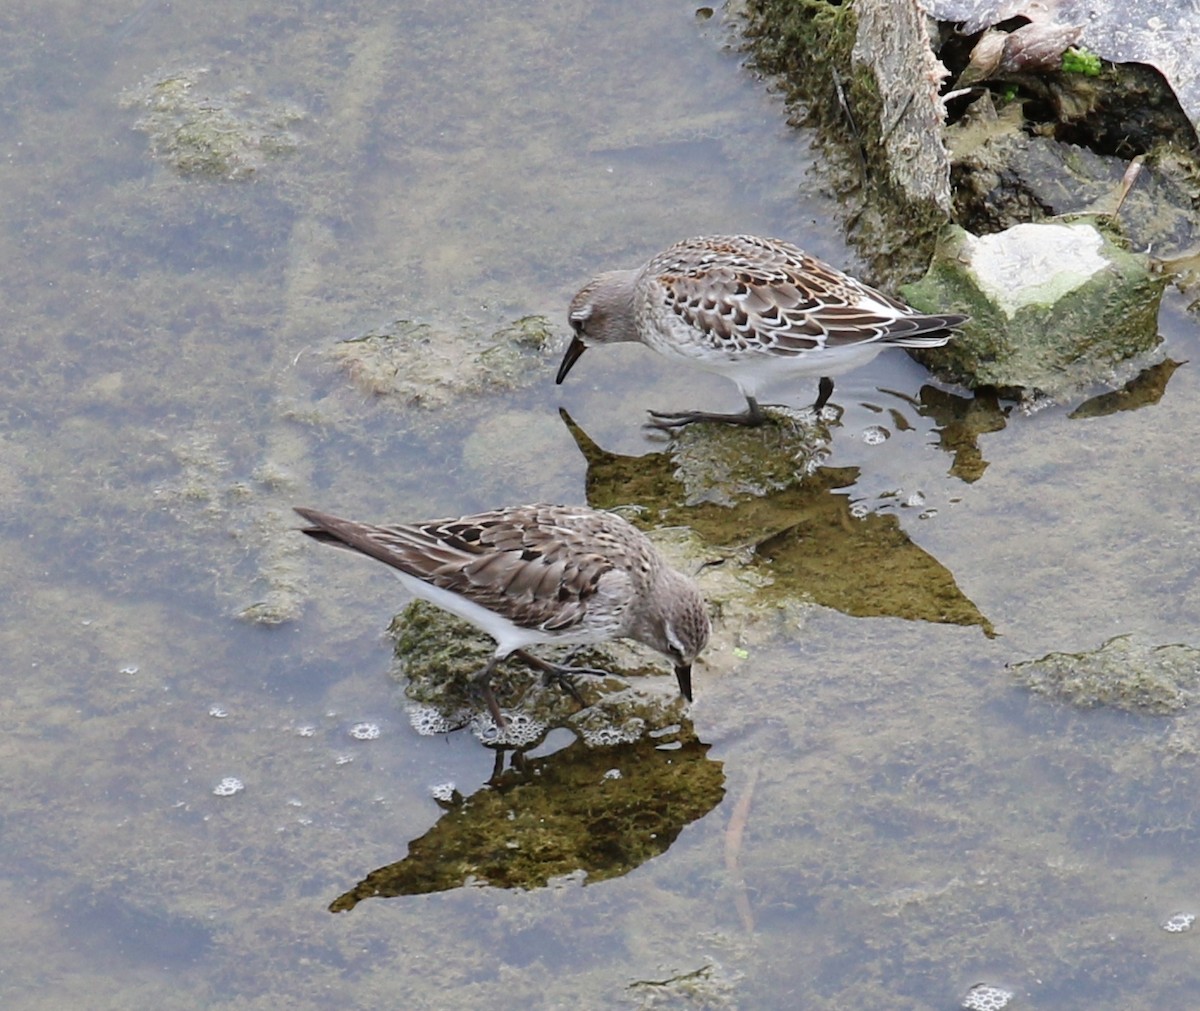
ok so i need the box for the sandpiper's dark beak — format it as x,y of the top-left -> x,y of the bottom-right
674,663 -> 693,702
555,335 -> 587,385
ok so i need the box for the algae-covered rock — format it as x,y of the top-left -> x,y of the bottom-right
1010,635 -> 1200,714
332,315 -> 556,409
904,220 -> 1166,400
744,0 -> 956,285
390,600 -> 694,748
562,406 -> 830,524
667,412 -> 829,508
121,69 -> 303,179
328,724 -> 724,907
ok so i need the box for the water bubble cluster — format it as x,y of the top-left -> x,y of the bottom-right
861,424 -> 890,446
580,719 -> 645,748
1162,911 -> 1195,933
208,706 -> 229,719
349,722 -> 381,740
295,725 -> 316,737
472,711 -> 546,747
213,777 -> 244,797
407,705 -> 467,736
961,983 -> 1013,1010
429,782 -> 457,802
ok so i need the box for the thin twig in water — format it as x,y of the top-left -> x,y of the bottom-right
1113,155 -> 1145,217
724,761 -> 761,934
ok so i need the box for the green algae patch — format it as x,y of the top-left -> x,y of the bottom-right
333,315 -> 556,409
329,724 -> 725,907
1010,635 -> 1200,714
743,0 -> 859,130
121,69 -> 303,179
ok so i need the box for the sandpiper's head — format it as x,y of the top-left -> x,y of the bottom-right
638,568 -> 711,703
556,269 -> 641,384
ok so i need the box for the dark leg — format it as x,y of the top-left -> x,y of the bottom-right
813,376 -> 834,412
512,649 -> 615,708
645,396 -> 767,430
469,658 -> 508,728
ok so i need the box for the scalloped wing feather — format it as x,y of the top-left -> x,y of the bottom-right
648,235 -> 963,355
299,506 -> 630,634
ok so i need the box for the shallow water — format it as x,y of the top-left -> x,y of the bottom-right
2,1 -> 1200,1009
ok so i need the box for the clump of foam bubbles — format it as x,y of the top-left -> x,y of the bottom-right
407,704 -> 470,736
1162,911 -> 1195,933
429,782 -> 458,803
579,720 -> 645,747
861,424 -> 890,445
471,711 -> 546,747
961,983 -> 1013,1010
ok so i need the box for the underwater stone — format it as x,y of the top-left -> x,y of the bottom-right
1009,634 -> 1200,714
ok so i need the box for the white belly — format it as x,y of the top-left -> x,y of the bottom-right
392,571 -> 591,658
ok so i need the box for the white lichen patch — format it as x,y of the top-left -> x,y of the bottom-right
964,222 -> 1107,316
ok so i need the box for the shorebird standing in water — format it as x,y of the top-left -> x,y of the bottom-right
557,234 -> 968,427
295,504 -> 710,726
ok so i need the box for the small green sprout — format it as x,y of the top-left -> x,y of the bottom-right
1062,46 -> 1102,77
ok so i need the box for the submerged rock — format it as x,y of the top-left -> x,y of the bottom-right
1010,634 -> 1200,714
332,315 -> 556,409
904,220 -> 1166,400
121,69 -> 303,180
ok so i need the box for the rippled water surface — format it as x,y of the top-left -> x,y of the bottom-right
3,1 -> 1200,1008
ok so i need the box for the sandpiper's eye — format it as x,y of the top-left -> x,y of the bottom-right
570,316 -> 586,336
